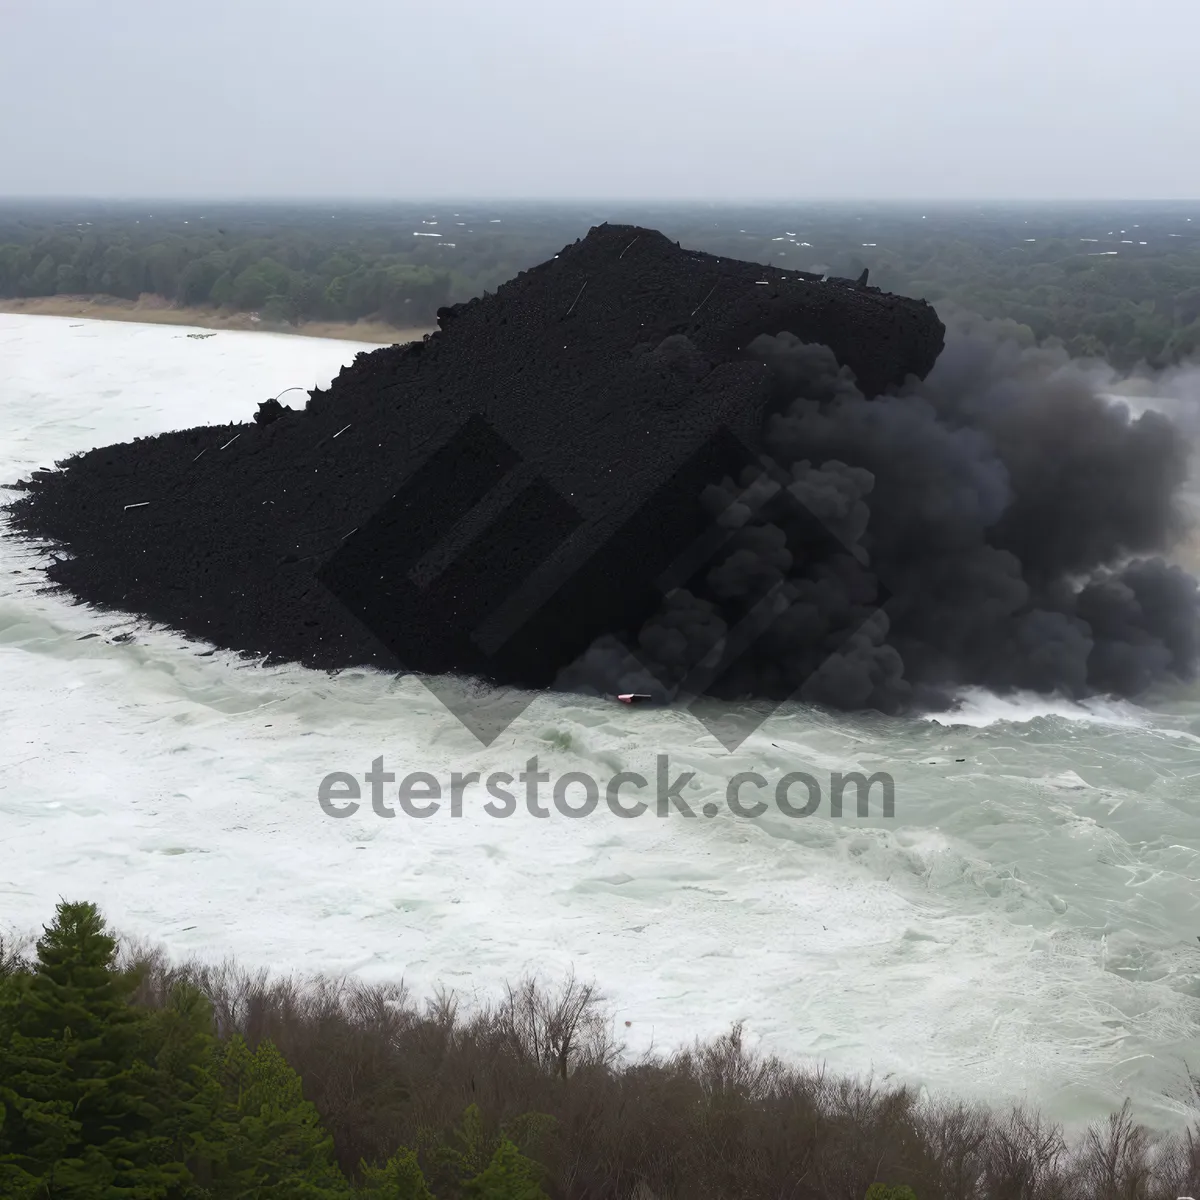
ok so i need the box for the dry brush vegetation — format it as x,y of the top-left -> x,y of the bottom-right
113,939 -> 1200,1200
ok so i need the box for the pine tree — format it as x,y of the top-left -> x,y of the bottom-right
212,1034 -> 350,1199
461,1139 -> 549,1200
0,1097 -> 42,1199
426,1103 -> 493,1190
134,980 -> 226,1195
0,900 -> 189,1197
424,1107 -> 554,1200
0,962 -> 77,1192
357,1146 -> 435,1199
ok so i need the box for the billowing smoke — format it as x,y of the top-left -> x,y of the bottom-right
559,313 -> 1200,713
11,226 -> 1197,718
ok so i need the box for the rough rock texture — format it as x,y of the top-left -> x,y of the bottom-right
8,224 -> 944,687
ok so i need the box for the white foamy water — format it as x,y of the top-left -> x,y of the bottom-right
3,314 -> 1200,1134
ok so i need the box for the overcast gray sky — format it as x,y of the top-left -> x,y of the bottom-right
2,0 -> 1197,201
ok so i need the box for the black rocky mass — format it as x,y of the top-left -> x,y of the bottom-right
8,224 -> 1198,714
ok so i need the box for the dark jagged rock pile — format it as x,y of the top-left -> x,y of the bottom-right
11,223 -> 1199,717
7,225 -> 946,700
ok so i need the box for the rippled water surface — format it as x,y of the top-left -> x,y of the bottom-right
3,313 -> 1200,1133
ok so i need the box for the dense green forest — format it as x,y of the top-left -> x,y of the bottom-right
2,900 -> 1199,1198
1,201 -> 1198,367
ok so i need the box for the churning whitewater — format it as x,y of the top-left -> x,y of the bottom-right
2,314 -> 1200,1137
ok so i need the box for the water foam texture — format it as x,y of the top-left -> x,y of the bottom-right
3,314 -> 1200,1134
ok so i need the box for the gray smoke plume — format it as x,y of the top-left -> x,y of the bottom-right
559,313 -> 1200,714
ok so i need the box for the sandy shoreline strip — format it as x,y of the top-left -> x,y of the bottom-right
0,295 -> 434,345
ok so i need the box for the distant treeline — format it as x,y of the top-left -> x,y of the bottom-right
1,200 -> 1199,365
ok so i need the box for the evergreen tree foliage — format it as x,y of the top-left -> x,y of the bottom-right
0,902 -> 359,1199
460,1139 -> 548,1200
0,900 -> 189,1197
426,1104 -> 492,1188
133,980 -> 225,1196
212,1034 -> 350,1199
423,1106 -> 554,1200
357,1146 -> 435,1200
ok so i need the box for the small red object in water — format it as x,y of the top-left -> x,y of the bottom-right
617,693 -> 652,704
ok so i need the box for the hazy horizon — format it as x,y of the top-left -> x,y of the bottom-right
3,196 -> 1199,210
3,0 -> 1197,203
